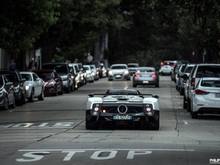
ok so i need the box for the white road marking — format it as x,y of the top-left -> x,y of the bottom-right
127,150 -> 152,159
18,148 -> 195,152
16,152 -> 50,162
90,150 -> 118,160
62,151 -> 85,161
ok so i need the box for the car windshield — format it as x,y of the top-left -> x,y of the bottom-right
196,66 -> 220,78
106,89 -> 140,95
5,74 -> 19,83
111,65 -> 127,69
83,66 -> 90,70
201,80 -> 220,88
139,68 -> 155,72
184,66 -> 194,73
0,76 -> 3,87
38,73 -> 52,81
21,74 -> 32,81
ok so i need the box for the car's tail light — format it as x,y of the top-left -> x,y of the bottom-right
194,89 -> 209,95
151,72 -> 157,80
135,71 -> 141,80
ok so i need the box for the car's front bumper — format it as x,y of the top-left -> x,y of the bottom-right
108,74 -> 130,80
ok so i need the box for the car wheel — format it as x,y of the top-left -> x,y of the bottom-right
155,83 -> 159,88
85,111 -> 98,130
28,89 -> 34,102
133,84 -> 137,87
38,89 -> 44,101
148,111 -> 160,130
191,111 -> 198,119
58,89 -> 63,95
3,97 -> 9,110
21,93 -> 26,105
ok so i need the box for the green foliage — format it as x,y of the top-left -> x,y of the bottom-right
0,0 -> 60,54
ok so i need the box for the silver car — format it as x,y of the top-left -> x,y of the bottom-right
190,77 -> 220,118
108,64 -> 130,81
20,72 -> 45,102
83,65 -> 95,82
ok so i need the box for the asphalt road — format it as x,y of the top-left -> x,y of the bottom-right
0,76 -> 220,165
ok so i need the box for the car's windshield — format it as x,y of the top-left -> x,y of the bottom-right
184,66 -> 194,73
106,89 -> 139,95
196,66 -> 220,78
20,74 -> 32,81
38,73 -> 52,81
111,65 -> 127,69
83,66 -> 90,70
139,68 -> 155,72
128,64 -> 138,68
201,80 -> 220,88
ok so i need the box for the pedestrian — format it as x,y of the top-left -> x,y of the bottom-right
28,58 -> 36,71
9,59 -> 17,71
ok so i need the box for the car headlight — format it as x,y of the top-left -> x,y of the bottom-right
124,70 -> 129,75
108,70 -> 113,75
25,85 -> 30,90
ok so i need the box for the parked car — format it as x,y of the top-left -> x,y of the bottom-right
0,70 -> 26,105
83,65 -> 95,82
0,74 -> 16,109
182,64 -> 196,108
171,64 -> 181,82
42,63 -> 74,93
85,89 -> 160,130
90,64 -> 99,80
20,72 -> 45,102
132,67 -> 159,87
35,70 -> 63,96
68,63 -> 81,89
98,63 -> 107,78
175,64 -> 187,92
128,63 -> 139,76
190,77 -> 220,118
159,65 -> 173,75
108,64 -> 130,81
186,64 -> 220,112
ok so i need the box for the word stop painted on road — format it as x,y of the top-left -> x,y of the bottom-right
16,149 -> 152,162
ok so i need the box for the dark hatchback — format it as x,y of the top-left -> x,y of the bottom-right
0,70 -> 26,105
0,74 -> 16,110
35,70 -> 63,96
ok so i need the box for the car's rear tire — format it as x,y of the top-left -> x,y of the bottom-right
186,99 -> 191,112
85,111 -> 98,130
133,84 -> 137,87
155,83 -> 159,88
183,96 -> 187,109
191,111 -> 198,119
148,111 -> 160,130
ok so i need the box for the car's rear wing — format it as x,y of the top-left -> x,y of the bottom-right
88,93 -> 159,99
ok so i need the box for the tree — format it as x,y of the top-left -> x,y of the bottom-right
0,0 -> 60,55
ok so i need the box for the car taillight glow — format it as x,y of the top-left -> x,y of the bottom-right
151,72 -> 157,80
194,89 -> 209,95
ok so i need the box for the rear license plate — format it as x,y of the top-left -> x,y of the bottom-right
115,75 -> 122,78
215,93 -> 220,98
143,81 -> 149,84
113,115 -> 132,120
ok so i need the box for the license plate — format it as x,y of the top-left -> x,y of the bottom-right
113,115 -> 132,120
215,93 -> 220,98
116,75 -> 121,78
143,81 -> 149,84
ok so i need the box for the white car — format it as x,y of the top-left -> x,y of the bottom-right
159,65 -> 173,75
86,89 -> 160,130
83,65 -> 95,82
190,77 -> 220,118
108,64 -> 130,81
20,72 -> 45,102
